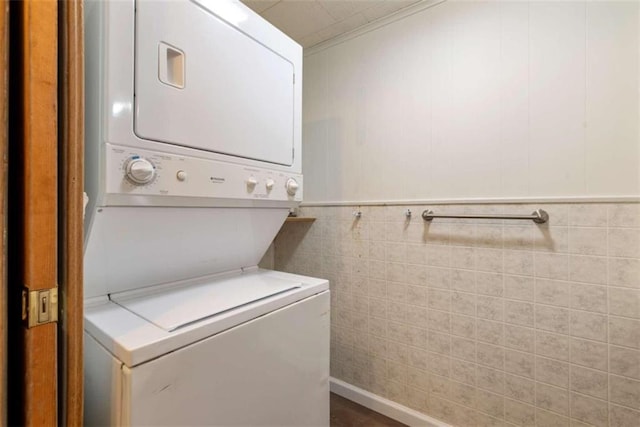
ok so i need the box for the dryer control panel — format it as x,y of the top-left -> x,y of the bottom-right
105,144 -> 303,203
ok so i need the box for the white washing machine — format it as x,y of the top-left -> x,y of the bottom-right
83,1 -> 329,425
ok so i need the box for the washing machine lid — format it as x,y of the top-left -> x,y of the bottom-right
111,273 -> 301,332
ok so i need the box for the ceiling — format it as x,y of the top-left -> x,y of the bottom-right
240,0 -> 422,48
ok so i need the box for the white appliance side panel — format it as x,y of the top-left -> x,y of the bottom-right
125,291 -> 330,426
84,207 -> 288,298
135,0 -> 296,166
84,332 -> 125,427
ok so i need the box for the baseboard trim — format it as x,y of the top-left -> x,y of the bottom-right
329,377 -> 450,427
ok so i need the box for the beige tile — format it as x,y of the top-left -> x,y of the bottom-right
387,300 -> 408,326
477,248 -> 504,273
571,365 -> 608,400
425,244 -> 451,267
451,314 -> 476,339
387,321 -> 408,343
569,204 -> 608,227
535,253 -> 569,280
428,373 -> 451,397
609,345 -> 640,380
540,205 -> 569,227
505,398 -> 535,426
504,225 -> 536,250
477,272 -> 505,296
478,295 -> 504,321
505,302 -> 535,330
505,349 -> 535,379
536,408 -> 569,427
536,356 -> 569,388
427,266 -> 451,289
535,305 -> 570,335
535,226 -> 569,254
406,325 -> 428,349
369,279 -> 387,298
386,262 -> 406,283
570,283 -> 607,313
387,282 -> 407,302
504,250 -> 535,276
428,309 -> 450,333
477,319 -> 504,345
478,342 -> 505,370
427,352 -> 450,375
449,380 -> 476,407
477,413 -> 505,427
609,228 -> 640,258
609,374 -> 640,409
476,388 -> 505,420
505,373 -> 536,404
451,291 -> 476,316
427,285 -> 452,311
477,365 -> 505,395
569,255 -> 607,285
406,243 -> 426,265
570,338 -> 607,371
505,324 -> 535,353
406,386 -> 429,413
536,330 -> 570,361
570,392 -> 608,427
451,358 -> 476,386
406,264 -> 427,286
505,275 -> 535,301
385,242 -> 407,262
429,330 -> 451,356
536,279 -> 571,307
451,246 -> 475,269
536,382 -> 569,416
571,310 -> 607,342
408,347 -> 428,370
451,268 -> 476,293
387,360 -> 408,383
609,287 -> 640,319
609,204 -> 640,228
609,403 -> 640,427
569,227 -> 608,256
609,316 -> 640,349
608,258 -> 640,289
407,285 -> 427,307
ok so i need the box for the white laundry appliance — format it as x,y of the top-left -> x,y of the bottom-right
82,1 -> 329,425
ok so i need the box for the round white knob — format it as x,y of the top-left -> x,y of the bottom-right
285,178 -> 299,196
176,170 -> 187,181
265,179 -> 275,191
246,177 -> 258,191
126,157 -> 155,185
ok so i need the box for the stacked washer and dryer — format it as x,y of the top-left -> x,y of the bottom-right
83,0 -> 330,425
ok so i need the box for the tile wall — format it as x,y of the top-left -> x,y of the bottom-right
270,202 -> 640,427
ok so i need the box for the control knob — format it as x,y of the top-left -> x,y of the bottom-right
265,179 -> 275,191
285,178 -> 299,196
125,157 -> 156,185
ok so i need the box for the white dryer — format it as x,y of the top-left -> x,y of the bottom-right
83,1 -> 329,425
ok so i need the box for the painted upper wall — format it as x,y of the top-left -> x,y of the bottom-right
302,1 -> 639,203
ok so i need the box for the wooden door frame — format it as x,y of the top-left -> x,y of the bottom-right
5,0 -> 84,423
59,0 -> 84,424
16,0 -> 59,424
0,0 -> 8,424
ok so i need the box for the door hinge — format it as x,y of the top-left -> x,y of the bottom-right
22,287 -> 58,328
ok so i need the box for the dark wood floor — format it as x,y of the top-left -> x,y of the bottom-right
330,393 -> 407,427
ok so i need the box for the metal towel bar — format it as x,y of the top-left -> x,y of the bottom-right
422,209 -> 549,224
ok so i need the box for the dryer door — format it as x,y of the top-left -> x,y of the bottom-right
134,0 -> 296,166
